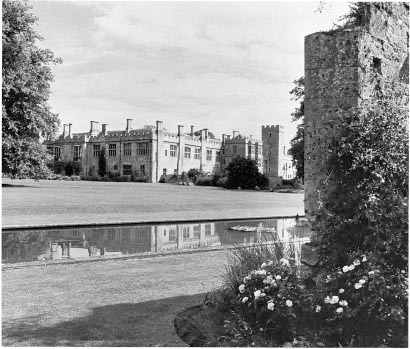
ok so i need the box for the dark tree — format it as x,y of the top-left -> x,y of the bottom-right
226,156 -> 267,189
288,77 -> 304,180
98,147 -> 107,177
2,0 -> 61,179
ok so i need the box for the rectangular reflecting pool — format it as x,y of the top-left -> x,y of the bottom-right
2,217 -> 311,265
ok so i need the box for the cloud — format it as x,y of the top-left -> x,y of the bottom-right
31,1 -> 350,146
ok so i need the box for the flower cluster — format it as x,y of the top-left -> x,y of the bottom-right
234,258 -> 305,344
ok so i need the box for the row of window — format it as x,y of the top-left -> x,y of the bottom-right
94,143 -> 150,157
122,164 -> 145,175
50,144 -> 262,163
166,146 -> 220,161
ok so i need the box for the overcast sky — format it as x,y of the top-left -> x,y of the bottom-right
31,1 -> 350,146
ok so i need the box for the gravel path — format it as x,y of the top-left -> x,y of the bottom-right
2,249 -> 228,346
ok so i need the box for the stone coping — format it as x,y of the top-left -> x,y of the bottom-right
2,215 -> 306,231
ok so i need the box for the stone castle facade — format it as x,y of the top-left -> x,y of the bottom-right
44,119 -> 296,183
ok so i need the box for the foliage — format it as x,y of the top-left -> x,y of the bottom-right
226,156 -> 267,189
222,238 -> 287,294
315,252 -> 408,347
195,176 -> 213,186
187,168 -> 202,182
314,83 -> 408,269
288,77 -> 304,180
220,258 -> 321,347
98,147 -> 107,177
64,162 -> 73,177
311,81 -> 409,346
337,2 -> 401,30
2,0 -> 61,179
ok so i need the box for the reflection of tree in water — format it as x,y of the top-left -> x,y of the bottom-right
2,232 -> 50,263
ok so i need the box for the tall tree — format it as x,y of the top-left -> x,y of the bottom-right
288,77 -> 304,180
2,0 -> 61,179
98,147 -> 107,177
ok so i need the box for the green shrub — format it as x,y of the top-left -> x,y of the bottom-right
195,176 -> 213,186
223,236 -> 288,295
188,168 -> 202,182
314,252 -> 408,347
226,157 -> 264,189
116,175 -> 131,182
315,82 -> 408,269
64,162 -> 73,177
216,176 -> 228,188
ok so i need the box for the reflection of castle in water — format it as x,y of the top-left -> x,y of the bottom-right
2,218 -> 311,263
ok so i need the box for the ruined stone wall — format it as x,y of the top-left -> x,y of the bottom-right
304,3 -> 409,222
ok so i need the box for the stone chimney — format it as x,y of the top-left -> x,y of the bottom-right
126,118 -> 133,133
178,125 -> 184,136
233,131 -> 239,138
190,126 -> 194,136
62,124 -> 68,138
200,129 -> 208,140
156,120 -> 163,132
102,124 -> 108,136
90,121 -> 99,136
68,123 -> 72,138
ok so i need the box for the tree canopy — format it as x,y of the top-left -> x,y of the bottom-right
288,77 -> 304,180
2,0 -> 61,179
226,156 -> 268,189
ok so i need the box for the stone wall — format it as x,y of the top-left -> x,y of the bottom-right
304,3 -> 409,223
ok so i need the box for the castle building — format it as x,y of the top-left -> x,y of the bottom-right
221,132 -> 263,173
44,119 -> 295,184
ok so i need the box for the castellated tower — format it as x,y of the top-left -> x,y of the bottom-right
261,125 -> 284,186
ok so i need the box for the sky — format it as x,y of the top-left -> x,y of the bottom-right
30,1 -> 351,147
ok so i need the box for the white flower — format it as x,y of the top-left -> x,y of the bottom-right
275,275 -> 282,281
362,256 -> 367,262
260,292 -> 266,297
368,271 -> 375,277
286,300 -> 293,307
254,290 -> 261,299
242,297 -> 249,304
315,305 -> 321,313
280,258 -> 290,267
261,262 -> 267,269
267,260 -> 274,266
238,284 -> 246,293
348,265 -> 355,271
353,259 -> 361,266
342,266 -> 350,273
267,301 -> 275,311
331,296 -> 339,304
339,300 -> 348,306
354,283 -> 362,289
243,276 -> 251,283
359,279 -> 366,285
336,307 -> 344,314
263,275 -> 273,285
339,288 -> 345,294
255,269 -> 267,276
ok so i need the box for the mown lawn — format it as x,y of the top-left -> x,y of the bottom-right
2,250 -> 227,346
2,179 -> 304,227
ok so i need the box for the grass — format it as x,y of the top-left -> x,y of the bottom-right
2,250 -> 228,346
2,179 -> 304,227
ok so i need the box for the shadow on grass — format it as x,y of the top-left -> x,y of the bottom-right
2,293 -> 206,347
2,183 -> 38,188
